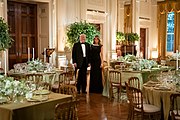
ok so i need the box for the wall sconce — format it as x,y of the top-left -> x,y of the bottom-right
151,48 -> 158,59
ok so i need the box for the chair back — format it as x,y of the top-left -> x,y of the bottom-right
59,85 -> 77,100
127,85 -> 144,113
13,63 -> 27,73
59,71 -> 76,85
26,74 -> 43,84
170,93 -> 180,120
55,100 -> 78,120
128,77 -> 140,89
109,70 -> 121,85
41,82 -> 52,91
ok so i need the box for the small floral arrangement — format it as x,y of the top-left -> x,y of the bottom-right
116,32 -> 125,42
27,58 -> 44,71
0,75 -> 29,99
131,59 -> 157,70
124,54 -> 137,62
168,52 -> 180,60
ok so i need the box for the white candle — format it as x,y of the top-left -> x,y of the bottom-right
32,48 -> 34,61
140,52 -> 143,58
28,47 -> 30,61
176,50 -> 179,70
4,50 -> 7,76
44,48 -> 46,63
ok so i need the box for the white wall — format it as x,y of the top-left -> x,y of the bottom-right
139,0 -> 158,58
0,0 -> 159,70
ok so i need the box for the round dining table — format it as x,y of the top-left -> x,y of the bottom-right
143,82 -> 180,120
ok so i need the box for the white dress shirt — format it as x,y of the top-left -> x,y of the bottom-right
81,44 -> 86,57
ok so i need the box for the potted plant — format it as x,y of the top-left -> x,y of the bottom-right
116,32 -> 125,45
0,17 -> 13,51
66,21 -> 100,48
126,33 -> 139,45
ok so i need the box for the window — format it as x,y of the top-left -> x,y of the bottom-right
166,12 -> 175,52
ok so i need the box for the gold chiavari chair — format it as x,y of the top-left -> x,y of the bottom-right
109,69 -> 122,101
126,83 -> 161,120
170,93 -> 180,120
128,77 -> 140,89
59,84 -> 78,100
25,74 -> 43,85
55,100 -> 78,120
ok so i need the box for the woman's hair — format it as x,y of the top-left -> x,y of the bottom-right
93,35 -> 101,45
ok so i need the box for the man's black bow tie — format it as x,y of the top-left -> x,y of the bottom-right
81,43 -> 85,44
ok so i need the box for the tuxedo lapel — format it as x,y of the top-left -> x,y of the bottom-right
78,42 -> 83,56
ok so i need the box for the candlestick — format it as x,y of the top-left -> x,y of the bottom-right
44,48 -> 46,63
28,47 -> 30,61
176,50 -> 179,70
4,50 -> 7,76
32,48 -> 34,61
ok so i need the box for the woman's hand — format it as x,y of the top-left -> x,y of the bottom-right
100,63 -> 103,68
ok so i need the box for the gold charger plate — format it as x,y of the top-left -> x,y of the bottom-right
33,90 -> 50,95
27,95 -> 48,102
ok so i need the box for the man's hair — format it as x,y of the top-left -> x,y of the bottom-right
80,34 -> 86,38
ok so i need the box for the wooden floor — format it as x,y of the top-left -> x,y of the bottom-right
77,93 -> 129,120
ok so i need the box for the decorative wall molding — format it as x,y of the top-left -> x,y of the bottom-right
87,0 -> 105,11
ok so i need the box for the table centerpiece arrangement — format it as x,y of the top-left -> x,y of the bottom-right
27,58 -> 45,72
0,75 -> 29,103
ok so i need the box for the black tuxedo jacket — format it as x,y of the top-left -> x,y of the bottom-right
72,42 -> 91,68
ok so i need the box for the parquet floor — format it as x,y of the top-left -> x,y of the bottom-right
77,93 -> 129,120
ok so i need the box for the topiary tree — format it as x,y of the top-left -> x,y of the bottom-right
0,17 -> 13,51
66,21 -> 100,48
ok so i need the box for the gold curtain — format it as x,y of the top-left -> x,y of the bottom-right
157,1 -> 180,58
175,2 -> 180,51
124,5 -> 132,33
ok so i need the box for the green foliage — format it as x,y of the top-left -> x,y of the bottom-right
126,33 -> 140,42
0,17 -> 14,51
66,21 -> 100,48
116,32 -> 125,42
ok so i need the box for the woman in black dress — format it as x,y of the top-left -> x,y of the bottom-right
89,35 -> 103,93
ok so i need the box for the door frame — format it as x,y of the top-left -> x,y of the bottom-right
4,0 -> 56,71
140,27 -> 149,59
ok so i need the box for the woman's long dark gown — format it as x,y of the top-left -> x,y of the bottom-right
89,45 -> 103,93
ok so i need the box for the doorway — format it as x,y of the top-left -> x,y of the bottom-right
140,28 -> 146,59
7,1 -> 37,69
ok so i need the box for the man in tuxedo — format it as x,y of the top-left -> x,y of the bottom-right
72,34 -> 91,94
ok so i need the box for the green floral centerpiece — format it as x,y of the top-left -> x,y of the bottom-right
27,58 -> 44,72
66,21 -> 100,48
0,17 -> 14,51
0,75 -> 29,101
131,59 -> 157,70
124,54 -> 137,62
